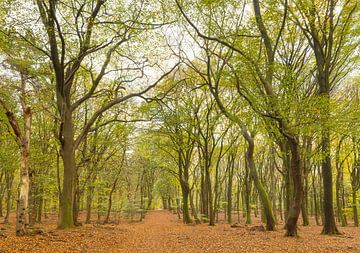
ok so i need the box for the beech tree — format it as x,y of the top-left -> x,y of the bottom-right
291,0 -> 358,234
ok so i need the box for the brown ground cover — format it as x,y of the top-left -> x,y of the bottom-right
0,210 -> 359,253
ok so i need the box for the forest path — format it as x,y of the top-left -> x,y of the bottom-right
116,210 -> 193,252
103,210 -> 360,253
1,210 -> 360,253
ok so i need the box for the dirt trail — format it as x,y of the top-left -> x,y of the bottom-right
1,210 -> 360,252
115,210 -> 360,253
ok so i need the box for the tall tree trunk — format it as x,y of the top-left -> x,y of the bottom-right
16,110 -> 31,236
37,194 -> 43,223
284,138 -> 304,236
312,167 -> 320,225
147,194 -> 153,210
318,164 -> 324,225
283,144 -> 292,221
244,162 -> 252,225
306,0 -> 344,234
181,186 -> 191,224
1,77 -> 32,236
162,197 -> 168,209
85,185 -> 95,224
336,161 -> 347,226
227,160 -> 234,224
72,171 -> 81,226
279,184 -> 283,221
0,173 -> 5,217
244,132 -> 275,231
4,172 -> 13,224
236,179 -> 241,223
302,174 -> 309,226
350,138 -> 359,226
200,167 -> 208,219
43,198 -> 48,220
176,197 -> 181,220
352,190 -> 359,227
0,194 -> 3,218
205,167 -> 214,226
167,197 -> 172,210
28,181 -> 36,226
269,151 -> 277,222
97,191 -> 104,223
335,139 -> 342,224
179,154 -> 192,224
104,178 -> 119,224
321,129 -> 339,234
302,137 -> 311,226
59,110 -> 76,228
189,189 -> 200,223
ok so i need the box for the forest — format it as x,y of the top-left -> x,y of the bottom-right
0,0 -> 359,252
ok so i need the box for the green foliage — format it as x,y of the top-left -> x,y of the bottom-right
0,0 -> 358,235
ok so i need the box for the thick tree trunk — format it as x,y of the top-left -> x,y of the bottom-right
16,133 -> 31,235
16,105 -> 32,236
284,139 -> 304,236
182,189 -> 192,224
58,111 -> 76,229
307,0 -> 341,233
321,131 -> 339,234
1,78 -> 32,235
181,183 -> 192,224
16,124 -> 31,236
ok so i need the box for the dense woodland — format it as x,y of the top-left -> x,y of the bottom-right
0,0 -> 359,245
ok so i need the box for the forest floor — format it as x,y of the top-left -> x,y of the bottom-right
0,210 -> 360,253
